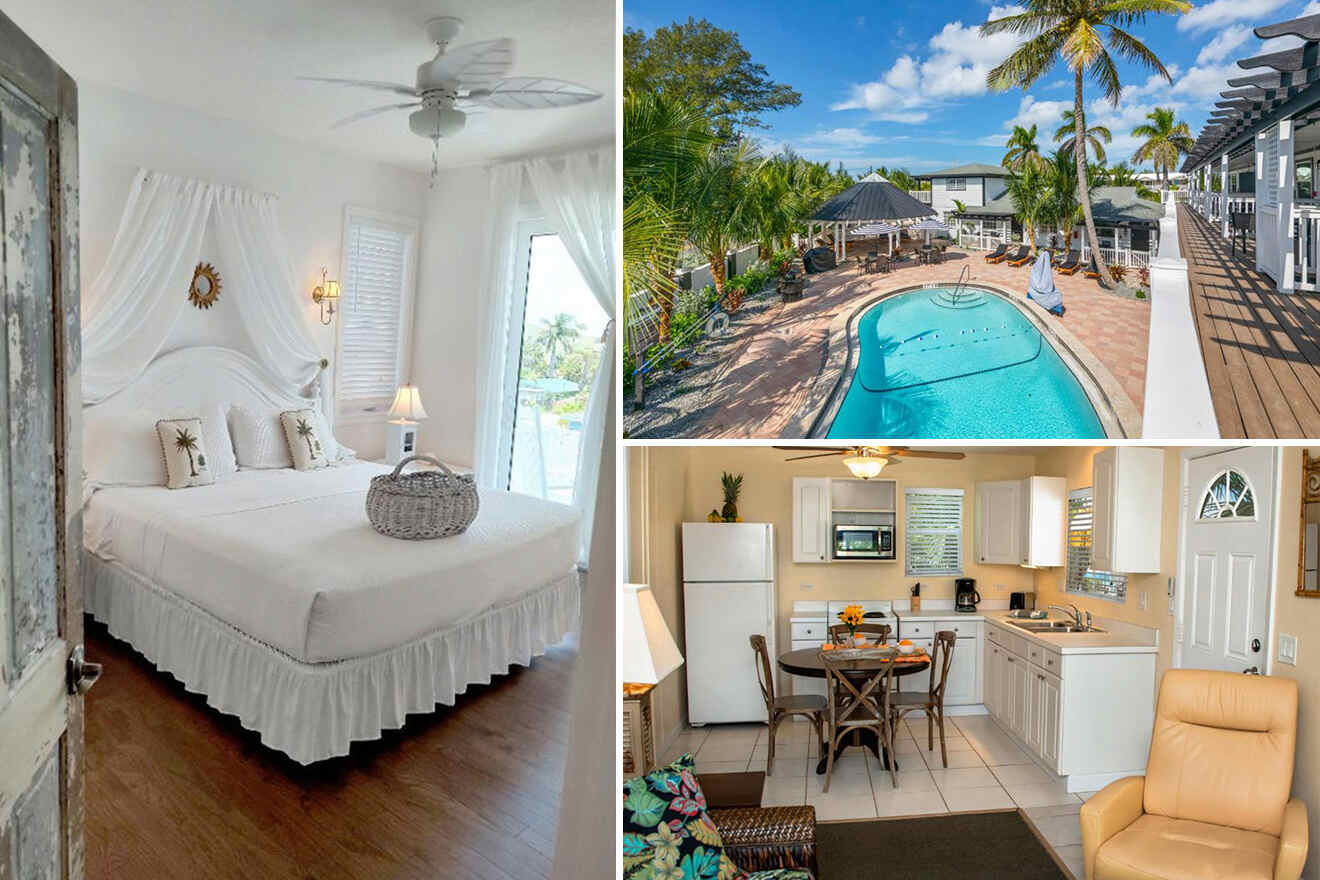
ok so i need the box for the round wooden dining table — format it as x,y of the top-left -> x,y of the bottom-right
777,647 -> 932,775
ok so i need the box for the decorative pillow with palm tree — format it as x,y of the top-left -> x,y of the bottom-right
279,409 -> 329,470
154,418 -> 216,489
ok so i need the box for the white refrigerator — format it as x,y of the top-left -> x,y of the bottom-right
682,522 -> 776,725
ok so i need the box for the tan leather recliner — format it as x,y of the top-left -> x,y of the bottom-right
1080,669 -> 1308,880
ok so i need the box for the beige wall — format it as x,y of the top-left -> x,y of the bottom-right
627,446 -> 692,748
1030,447 -> 1180,678
1271,447 -> 1320,877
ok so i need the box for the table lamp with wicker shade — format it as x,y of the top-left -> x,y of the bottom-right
620,584 -> 684,776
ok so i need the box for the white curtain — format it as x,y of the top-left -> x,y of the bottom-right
525,147 -> 617,561
82,169 -> 323,404
82,171 -> 214,403
211,187 -> 323,397
472,162 -> 525,490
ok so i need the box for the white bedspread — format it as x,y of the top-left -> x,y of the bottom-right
84,462 -> 579,663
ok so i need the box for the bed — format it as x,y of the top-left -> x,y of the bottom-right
81,346 -> 580,763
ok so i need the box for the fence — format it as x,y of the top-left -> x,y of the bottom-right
1294,205 -> 1320,291
907,190 -> 932,204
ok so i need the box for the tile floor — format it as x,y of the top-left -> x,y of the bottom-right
663,714 -> 1094,880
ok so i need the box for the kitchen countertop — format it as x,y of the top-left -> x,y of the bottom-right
982,610 -> 1159,655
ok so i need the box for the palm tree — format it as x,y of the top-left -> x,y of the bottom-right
622,89 -> 714,344
983,0 -> 1189,287
1105,162 -> 1140,187
1131,107 -> 1195,189
1005,163 -> 1052,256
1054,109 -> 1111,164
174,427 -> 200,478
537,313 -> 585,373
1045,148 -> 1082,247
686,140 -> 761,309
1002,124 -> 1046,173
294,418 -> 316,459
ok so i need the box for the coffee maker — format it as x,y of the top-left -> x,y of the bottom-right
954,578 -> 980,613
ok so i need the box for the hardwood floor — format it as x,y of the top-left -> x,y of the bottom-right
1180,204 -> 1320,437
83,619 -> 576,880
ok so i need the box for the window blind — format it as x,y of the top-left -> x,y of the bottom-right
1067,489 -> 1127,600
339,217 -> 411,405
905,488 -> 964,576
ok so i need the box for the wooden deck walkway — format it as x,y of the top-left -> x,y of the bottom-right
1180,204 -> 1320,437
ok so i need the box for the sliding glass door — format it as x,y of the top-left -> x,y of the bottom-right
503,221 -> 607,504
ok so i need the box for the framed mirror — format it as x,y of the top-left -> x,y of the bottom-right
1298,450 -> 1320,597
188,261 -> 221,309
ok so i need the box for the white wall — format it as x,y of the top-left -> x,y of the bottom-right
78,82 -> 428,459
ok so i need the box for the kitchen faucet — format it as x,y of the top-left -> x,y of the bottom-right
1047,603 -> 1085,628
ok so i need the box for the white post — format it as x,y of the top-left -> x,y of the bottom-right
1221,153 -> 1230,240
1256,130 -> 1268,278
1281,117 -> 1296,293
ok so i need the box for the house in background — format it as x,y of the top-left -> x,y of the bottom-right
914,163 -> 1011,221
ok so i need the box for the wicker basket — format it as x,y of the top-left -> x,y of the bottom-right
365,455 -> 478,540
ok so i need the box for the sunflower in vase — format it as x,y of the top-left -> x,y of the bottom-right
838,604 -> 866,647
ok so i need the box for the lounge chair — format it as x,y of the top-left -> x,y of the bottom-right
1055,249 -> 1081,274
982,243 -> 1008,262
999,245 -> 1030,266
1083,257 -> 1101,279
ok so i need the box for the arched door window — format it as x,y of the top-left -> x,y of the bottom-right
1198,469 -> 1256,520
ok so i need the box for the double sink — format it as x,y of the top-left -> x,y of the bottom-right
1006,618 -> 1105,635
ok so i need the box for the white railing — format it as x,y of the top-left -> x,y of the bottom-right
1208,193 -> 1223,222
955,231 -> 1007,251
1227,194 -> 1255,215
908,190 -> 932,204
1082,245 -> 1153,269
1293,205 -> 1320,291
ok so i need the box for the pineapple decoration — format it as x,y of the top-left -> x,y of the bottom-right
720,471 -> 744,522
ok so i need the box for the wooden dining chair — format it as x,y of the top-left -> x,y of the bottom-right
749,635 -> 825,776
889,631 -> 956,767
826,623 -> 892,645
822,653 -> 898,791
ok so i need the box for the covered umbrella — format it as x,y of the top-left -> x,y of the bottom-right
910,217 -> 950,246
1027,251 -> 1064,316
850,221 -> 900,255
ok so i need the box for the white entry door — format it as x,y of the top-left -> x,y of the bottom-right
1179,447 -> 1276,673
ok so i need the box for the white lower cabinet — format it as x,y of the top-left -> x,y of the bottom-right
982,619 -> 1155,789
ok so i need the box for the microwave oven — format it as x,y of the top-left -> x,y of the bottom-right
833,523 -> 895,559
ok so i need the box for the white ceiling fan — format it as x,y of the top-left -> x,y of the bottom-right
300,16 -> 602,183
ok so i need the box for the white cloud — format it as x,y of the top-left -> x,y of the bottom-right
796,128 -> 909,149
831,5 -> 1029,120
1178,0 -> 1289,32
1197,25 -> 1252,64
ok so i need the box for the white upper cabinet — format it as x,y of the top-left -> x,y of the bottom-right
792,477 -> 830,563
976,477 -> 1066,567
976,480 -> 1023,564
1091,447 -> 1164,573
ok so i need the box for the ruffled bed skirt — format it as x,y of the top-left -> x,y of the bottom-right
83,552 -> 580,764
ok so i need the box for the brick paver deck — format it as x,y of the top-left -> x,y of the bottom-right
657,247 -> 1151,438
1180,204 -> 1320,437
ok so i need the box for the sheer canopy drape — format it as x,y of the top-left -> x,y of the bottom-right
82,169 -> 322,404
525,147 -> 617,561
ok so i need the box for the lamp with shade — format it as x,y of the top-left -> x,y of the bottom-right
620,583 -> 684,776
842,452 -> 886,480
385,384 -> 428,465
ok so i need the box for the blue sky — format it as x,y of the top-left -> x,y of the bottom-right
624,0 -> 1320,175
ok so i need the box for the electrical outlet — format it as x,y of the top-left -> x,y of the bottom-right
1279,633 -> 1299,666
1139,591 -> 1148,610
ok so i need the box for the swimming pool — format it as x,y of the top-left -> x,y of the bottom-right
824,286 -> 1108,438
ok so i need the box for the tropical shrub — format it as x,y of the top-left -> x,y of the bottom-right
1109,265 -> 1127,283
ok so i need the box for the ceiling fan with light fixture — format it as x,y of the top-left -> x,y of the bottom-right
774,446 -> 966,480
300,16 -> 602,184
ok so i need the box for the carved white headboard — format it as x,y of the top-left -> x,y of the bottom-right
83,346 -> 325,421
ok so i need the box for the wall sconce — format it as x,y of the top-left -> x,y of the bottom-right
312,267 -> 340,325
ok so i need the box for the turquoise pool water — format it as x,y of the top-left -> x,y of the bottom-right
826,287 -> 1106,438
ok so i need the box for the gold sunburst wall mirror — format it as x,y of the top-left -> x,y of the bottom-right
188,262 -> 221,309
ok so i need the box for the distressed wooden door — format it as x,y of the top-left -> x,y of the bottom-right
0,10 -> 87,880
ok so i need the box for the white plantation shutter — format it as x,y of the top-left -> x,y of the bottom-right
1067,489 -> 1127,600
338,211 -> 415,409
905,488 -> 964,576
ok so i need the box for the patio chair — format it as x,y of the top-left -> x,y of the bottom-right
1083,257 -> 1102,279
982,243 -> 1009,262
1005,247 -> 1034,267
1055,249 -> 1081,274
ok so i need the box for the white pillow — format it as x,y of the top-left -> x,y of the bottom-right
84,404 -> 236,488
228,405 -> 293,469
155,418 -> 216,489
280,409 -> 329,470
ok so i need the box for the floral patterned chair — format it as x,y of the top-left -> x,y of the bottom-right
623,753 -> 817,879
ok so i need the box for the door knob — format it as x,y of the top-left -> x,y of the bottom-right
1251,638 -> 1261,653
67,644 -> 102,695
